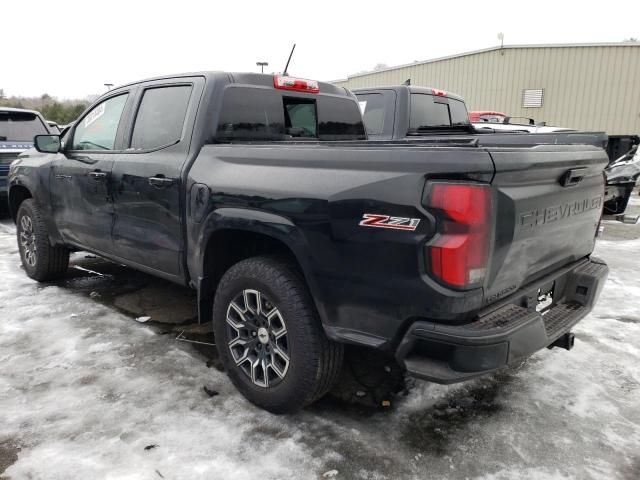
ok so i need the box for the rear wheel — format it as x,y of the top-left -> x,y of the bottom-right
213,256 -> 343,413
16,199 -> 69,281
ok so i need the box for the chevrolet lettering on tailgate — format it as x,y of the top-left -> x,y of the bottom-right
519,195 -> 603,230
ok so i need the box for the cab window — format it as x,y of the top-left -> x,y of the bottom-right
410,94 -> 470,129
355,93 -> 386,135
215,86 -> 366,142
71,94 -> 128,151
130,85 -> 192,150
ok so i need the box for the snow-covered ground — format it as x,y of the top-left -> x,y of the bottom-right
1,206 -> 639,480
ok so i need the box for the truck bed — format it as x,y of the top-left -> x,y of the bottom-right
190,135 -> 608,349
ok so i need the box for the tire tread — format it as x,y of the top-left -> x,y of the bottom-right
17,199 -> 69,281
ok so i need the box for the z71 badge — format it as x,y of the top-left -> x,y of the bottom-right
359,214 -> 421,231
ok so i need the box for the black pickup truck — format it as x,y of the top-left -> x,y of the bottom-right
354,84 -> 639,215
9,72 -> 609,413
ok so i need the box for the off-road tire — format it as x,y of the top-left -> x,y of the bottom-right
16,199 -> 69,281
213,256 -> 343,413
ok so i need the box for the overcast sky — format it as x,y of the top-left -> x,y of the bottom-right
4,0 -> 639,99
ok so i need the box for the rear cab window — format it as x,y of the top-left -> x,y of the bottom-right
131,85 -> 193,150
215,86 -> 366,142
0,110 -> 48,142
409,93 -> 470,133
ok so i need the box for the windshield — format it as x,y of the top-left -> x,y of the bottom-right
0,111 -> 48,142
409,93 -> 470,131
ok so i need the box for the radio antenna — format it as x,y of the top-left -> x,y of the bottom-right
283,43 -> 296,76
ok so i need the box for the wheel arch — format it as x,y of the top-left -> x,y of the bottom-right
195,208 -> 326,327
8,185 -> 33,222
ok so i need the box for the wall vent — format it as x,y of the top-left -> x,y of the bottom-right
522,89 -> 544,108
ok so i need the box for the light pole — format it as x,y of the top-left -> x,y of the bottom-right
104,83 -> 114,91
256,61 -> 268,73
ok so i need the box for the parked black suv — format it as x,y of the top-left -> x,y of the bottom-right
1,107 -> 52,204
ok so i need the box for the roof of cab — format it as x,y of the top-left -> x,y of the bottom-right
103,71 -> 350,99
351,85 -> 465,102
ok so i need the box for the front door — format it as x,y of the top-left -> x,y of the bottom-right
110,83 -> 195,277
51,92 -> 131,253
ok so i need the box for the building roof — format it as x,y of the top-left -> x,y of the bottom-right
332,42 -> 640,82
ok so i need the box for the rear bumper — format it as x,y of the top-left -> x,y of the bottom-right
395,257 -> 608,383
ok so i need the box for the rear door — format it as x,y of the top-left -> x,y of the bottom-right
110,78 -> 202,277
485,144 -> 609,298
52,92 -> 132,252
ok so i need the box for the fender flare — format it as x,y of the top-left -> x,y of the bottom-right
193,207 -> 329,326
9,173 -> 65,244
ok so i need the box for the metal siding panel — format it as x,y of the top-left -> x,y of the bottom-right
556,47 -> 570,126
581,49 -> 608,130
624,51 -> 632,133
596,47 -> 610,132
543,47 -> 556,124
567,47 -> 584,129
615,46 -> 632,133
513,49 -> 525,117
494,50 -> 506,112
625,48 -> 640,135
607,46 -> 619,133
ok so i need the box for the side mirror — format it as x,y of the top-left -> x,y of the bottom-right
34,135 -> 61,153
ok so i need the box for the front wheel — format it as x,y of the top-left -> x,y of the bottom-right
16,199 -> 69,281
213,256 -> 343,413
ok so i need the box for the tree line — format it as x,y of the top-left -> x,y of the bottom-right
0,90 -> 90,125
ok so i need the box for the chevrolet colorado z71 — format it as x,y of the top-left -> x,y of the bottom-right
9,72 -> 609,412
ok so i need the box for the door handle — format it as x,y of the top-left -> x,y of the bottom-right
148,175 -> 174,188
89,170 -> 108,181
55,174 -> 72,180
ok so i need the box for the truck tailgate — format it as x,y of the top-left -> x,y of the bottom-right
485,144 -> 608,300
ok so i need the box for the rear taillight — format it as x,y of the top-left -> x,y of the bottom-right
426,183 -> 492,289
273,75 -> 320,94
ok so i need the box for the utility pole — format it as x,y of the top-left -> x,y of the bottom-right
104,83 -> 114,91
256,62 -> 268,73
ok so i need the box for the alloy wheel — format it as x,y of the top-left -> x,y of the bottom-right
226,289 -> 290,388
19,215 -> 37,267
